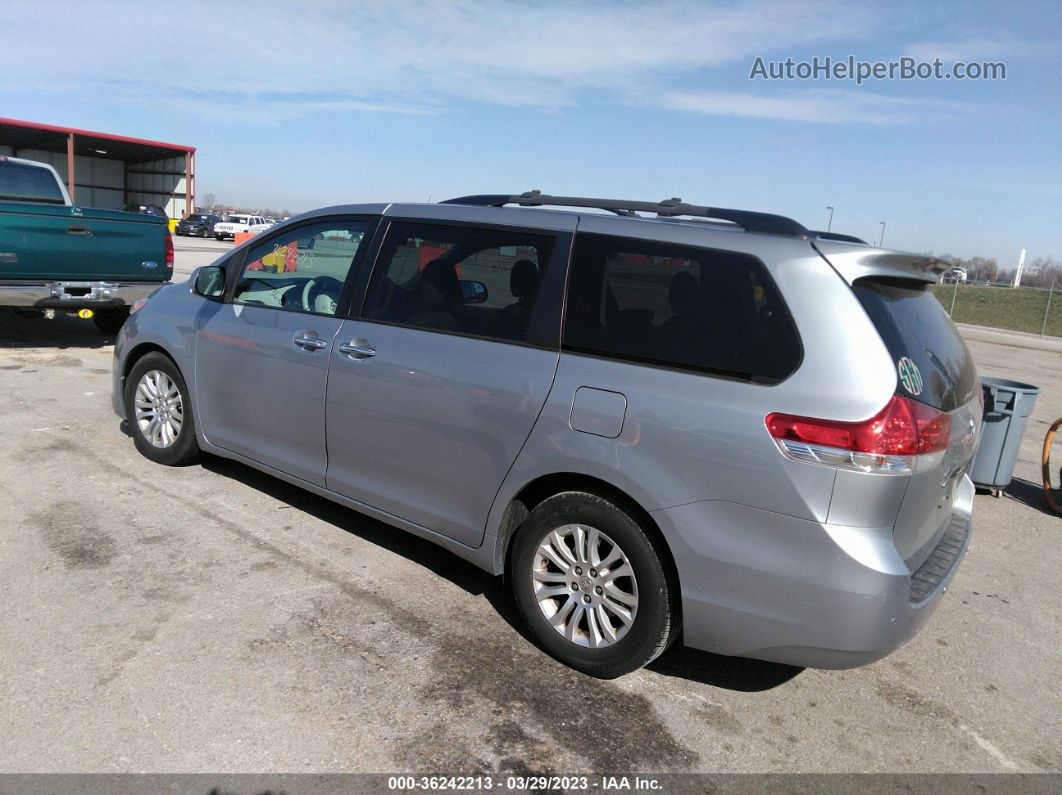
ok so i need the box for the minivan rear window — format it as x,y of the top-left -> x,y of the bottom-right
563,233 -> 801,383
0,161 -> 65,204
853,277 -> 978,411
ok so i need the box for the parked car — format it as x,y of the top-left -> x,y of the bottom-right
120,203 -> 169,219
176,212 -> 223,237
941,266 -> 968,284
213,214 -> 270,240
112,192 -> 980,677
0,155 -> 173,334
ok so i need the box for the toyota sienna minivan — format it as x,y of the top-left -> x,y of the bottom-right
112,192 -> 980,678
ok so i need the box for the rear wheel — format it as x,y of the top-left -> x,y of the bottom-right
123,352 -> 200,466
510,491 -> 678,678
92,307 -> 130,336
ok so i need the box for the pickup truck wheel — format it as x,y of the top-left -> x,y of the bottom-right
92,308 -> 130,336
510,491 -> 678,678
124,353 -> 200,466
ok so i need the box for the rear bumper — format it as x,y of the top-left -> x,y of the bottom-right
653,493 -> 972,669
0,280 -> 166,309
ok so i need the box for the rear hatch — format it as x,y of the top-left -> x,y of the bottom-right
0,201 -> 169,281
852,276 -> 981,568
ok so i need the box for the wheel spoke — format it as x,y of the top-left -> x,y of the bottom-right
549,596 -> 577,629
572,525 -> 588,563
601,563 -> 633,583
595,605 -> 619,642
550,531 -> 578,565
587,527 -> 602,566
603,581 -> 638,608
535,584 -> 571,600
532,569 -> 568,584
564,604 -> 585,642
585,604 -> 604,648
537,543 -> 571,572
598,545 -> 622,571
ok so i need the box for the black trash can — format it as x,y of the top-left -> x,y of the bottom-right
970,376 -> 1040,493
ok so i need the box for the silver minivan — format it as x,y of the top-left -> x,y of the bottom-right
112,192 -> 980,678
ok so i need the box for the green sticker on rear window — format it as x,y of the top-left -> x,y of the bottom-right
898,356 -> 923,395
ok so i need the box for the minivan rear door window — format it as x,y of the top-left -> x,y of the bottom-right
853,277 -> 978,411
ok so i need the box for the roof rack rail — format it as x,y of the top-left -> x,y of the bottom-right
812,230 -> 867,244
441,191 -> 810,237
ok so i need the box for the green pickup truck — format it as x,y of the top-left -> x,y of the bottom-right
0,155 -> 173,334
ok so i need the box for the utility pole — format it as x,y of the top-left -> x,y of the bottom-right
826,206 -> 834,232
878,221 -> 886,247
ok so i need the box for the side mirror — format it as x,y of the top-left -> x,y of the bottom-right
192,265 -> 226,300
459,279 -> 488,304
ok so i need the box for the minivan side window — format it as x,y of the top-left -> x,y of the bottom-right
563,234 -> 801,382
361,222 -> 555,344
233,221 -> 372,316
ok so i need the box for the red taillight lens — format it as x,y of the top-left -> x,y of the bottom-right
766,395 -> 951,458
164,230 -> 174,269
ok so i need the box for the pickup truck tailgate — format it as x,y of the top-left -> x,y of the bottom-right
0,202 -> 169,281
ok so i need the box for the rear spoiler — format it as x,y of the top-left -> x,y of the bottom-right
813,239 -> 950,285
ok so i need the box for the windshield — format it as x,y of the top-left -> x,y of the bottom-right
228,216 -> 250,224
0,161 -> 65,204
854,277 -> 978,411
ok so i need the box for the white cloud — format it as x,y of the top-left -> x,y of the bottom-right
659,89 -> 974,124
3,0 -> 881,120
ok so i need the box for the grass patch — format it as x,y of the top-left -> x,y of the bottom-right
930,284 -> 1061,337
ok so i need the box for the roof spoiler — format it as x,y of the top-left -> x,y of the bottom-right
813,239 -> 950,285
811,230 -> 867,244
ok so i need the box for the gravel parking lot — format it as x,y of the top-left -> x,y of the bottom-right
0,259 -> 1059,774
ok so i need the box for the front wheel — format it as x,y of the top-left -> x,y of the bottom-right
215,234 -> 224,240
510,491 -> 678,678
123,352 -> 200,466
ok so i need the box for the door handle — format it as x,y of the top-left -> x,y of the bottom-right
66,225 -> 92,236
338,342 -> 376,359
293,334 -> 328,350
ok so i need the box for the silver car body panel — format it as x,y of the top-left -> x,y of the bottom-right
113,200 -> 976,669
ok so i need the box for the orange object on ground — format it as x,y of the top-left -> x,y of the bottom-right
234,231 -> 255,246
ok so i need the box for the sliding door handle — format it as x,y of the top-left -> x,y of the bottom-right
293,334 -> 328,350
338,342 -> 376,359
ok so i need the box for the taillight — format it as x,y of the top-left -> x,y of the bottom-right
164,230 -> 174,271
765,395 -> 951,474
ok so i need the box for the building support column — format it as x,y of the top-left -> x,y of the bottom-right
184,151 -> 193,215
66,133 -> 76,203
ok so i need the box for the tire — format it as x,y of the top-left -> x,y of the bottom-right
92,307 -> 130,336
123,352 -> 200,466
510,491 -> 678,678
215,234 -> 224,241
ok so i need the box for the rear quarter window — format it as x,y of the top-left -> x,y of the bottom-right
563,233 -> 801,383
853,277 -> 978,411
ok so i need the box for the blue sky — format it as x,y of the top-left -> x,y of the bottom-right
4,0 -> 1060,264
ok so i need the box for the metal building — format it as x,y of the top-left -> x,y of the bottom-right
0,117 -> 196,219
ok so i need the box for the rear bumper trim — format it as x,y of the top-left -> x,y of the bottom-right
0,281 -> 166,308
910,512 -> 971,605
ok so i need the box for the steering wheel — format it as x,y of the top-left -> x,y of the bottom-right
301,276 -> 344,315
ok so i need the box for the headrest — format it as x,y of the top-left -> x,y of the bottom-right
510,259 -> 540,299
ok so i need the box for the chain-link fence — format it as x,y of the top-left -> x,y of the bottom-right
930,282 -> 1060,337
